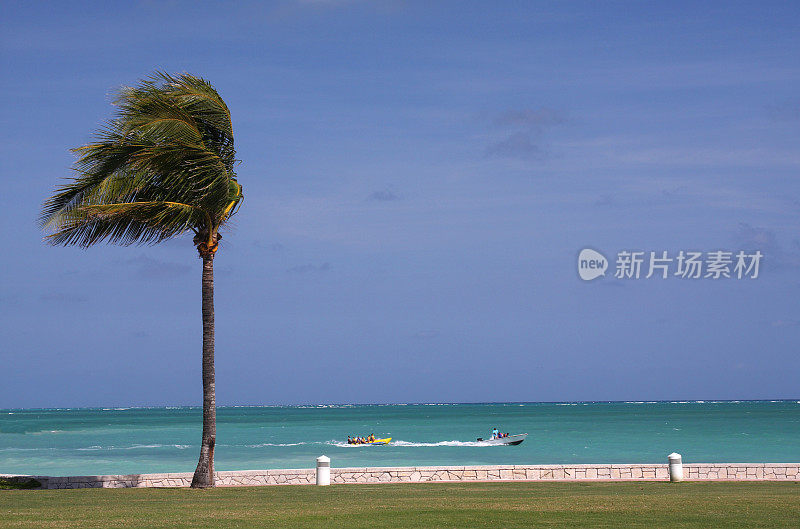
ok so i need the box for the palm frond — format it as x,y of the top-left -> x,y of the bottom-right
42,72 -> 242,248
45,201 -> 206,247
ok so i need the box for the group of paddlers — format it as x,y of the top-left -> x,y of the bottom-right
347,434 -> 376,444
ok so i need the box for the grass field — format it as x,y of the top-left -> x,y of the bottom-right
1,481 -> 798,528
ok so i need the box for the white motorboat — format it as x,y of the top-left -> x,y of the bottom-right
476,433 -> 527,446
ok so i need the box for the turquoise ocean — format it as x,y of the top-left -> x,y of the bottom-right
1,401 -> 798,476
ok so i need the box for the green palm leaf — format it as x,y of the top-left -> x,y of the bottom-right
44,201 -> 207,247
41,71 -> 242,252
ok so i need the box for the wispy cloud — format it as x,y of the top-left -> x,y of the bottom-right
732,223 -> 800,271
733,224 -> 780,253
492,108 -> 566,129
608,146 -> 800,167
594,194 -> 616,207
286,262 -> 331,274
367,188 -> 400,202
484,107 -> 566,160
485,132 -> 546,160
253,240 -> 286,251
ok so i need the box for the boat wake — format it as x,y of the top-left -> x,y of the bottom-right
388,440 -> 490,447
326,439 -> 489,447
326,441 -> 363,447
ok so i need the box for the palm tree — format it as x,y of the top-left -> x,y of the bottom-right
40,72 -> 242,488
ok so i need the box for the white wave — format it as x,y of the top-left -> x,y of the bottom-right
391,440 -> 490,447
327,441 -> 357,447
28,429 -> 65,435
0,447 -> 59,452
246,442 -> 308,448
76,444 -> 191,451
127,444 -> 191,450
294,404 -> 355,409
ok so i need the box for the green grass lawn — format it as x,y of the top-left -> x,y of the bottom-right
1,481 -> 798,529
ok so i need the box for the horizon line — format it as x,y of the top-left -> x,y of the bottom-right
4,399 -> 799,412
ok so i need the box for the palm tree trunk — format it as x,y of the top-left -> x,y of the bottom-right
191,253 -> 216,488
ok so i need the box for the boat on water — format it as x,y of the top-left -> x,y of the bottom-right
475,433 -> 527,446
347,437 -> 392,445
363,437 -> 391,445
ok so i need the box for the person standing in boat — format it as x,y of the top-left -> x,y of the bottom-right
491,427 -> 499,439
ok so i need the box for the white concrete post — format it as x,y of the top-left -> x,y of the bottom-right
668,452 -> 683,482
316,455 -> 330,486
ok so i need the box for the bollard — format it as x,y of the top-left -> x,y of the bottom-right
316,455 -> 330,486
668,452 -> 683,482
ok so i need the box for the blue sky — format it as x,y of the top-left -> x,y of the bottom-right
1,1 -> 798,407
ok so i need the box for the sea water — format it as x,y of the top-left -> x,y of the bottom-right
1,401 -> 798,476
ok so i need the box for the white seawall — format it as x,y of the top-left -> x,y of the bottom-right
6,462 -> 799,489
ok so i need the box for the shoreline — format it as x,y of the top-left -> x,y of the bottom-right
7,462 -> 799,489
